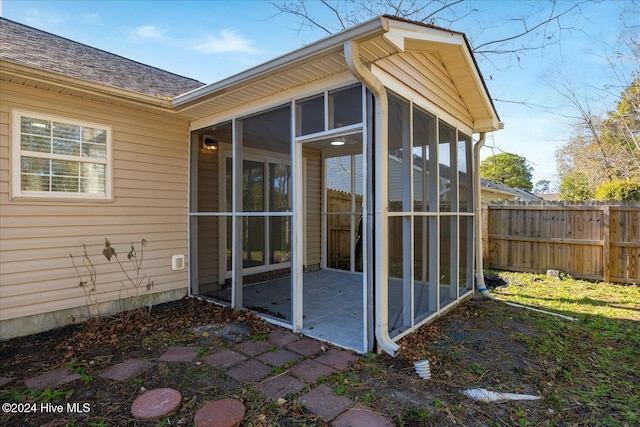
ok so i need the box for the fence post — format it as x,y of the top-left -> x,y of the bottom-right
603,205 -> 611,283
481,204 -> 489,269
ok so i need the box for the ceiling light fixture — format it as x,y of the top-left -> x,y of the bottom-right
330,137 -> 346,146
202,137 -> 218,151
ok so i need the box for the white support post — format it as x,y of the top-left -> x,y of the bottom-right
292,104 -> 304,332
188,133 -> 198,296
450,135 -> 459,300
402,102 -> 412,328
232,119 -> 243,308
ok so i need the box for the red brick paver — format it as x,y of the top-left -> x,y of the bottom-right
227,359 -> 271,383
268,330 -> 298,347
130,388 -> 182,420
256,349 -> 299,367
24,367 -> 81,391
332,405 -> 395,427
286,338 -> 324,356
315,349 -> 359,370
98,359 -> 155,382
291,359 -> 336,383
0,377 -> 17,388
298,384 -> 353,420
202,349 -> 247,369
194,398 -> 245,427
235,340 -> 271,356
158,346 -> 198,362
254,374 -> 306,401
13,323 -> 369,425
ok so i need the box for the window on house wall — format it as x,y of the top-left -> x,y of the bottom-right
12,110 -> 111,199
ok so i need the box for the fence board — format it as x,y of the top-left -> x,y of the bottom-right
484,202 -> 640,284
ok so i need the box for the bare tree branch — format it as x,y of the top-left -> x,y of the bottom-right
320,0 -> 347,31
268,0 -> 335,35
424,0 -> 465,24
472,1 -> 587,55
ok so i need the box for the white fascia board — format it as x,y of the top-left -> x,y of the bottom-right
382,32 -> 405,51
386,19 -> 466,49
473,117 -> 503,133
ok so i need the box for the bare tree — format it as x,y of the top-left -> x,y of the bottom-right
552,2 -> 640,192
269,0 -> 588,70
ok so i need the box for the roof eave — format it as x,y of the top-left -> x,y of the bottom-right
384,19 -> 501,131
172,16 -> 389,110
1,59 -> 175,112
474,117 -> 503,133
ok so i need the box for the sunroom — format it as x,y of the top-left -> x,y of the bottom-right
179,16 -> 501,355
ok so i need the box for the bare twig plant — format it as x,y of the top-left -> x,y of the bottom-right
70,238 -> 155,325
70,244 -> 103,324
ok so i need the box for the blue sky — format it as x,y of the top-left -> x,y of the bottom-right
2,0 -> 634,187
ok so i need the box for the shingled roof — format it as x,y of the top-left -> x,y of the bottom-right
481,178 -> 543,202
0,18 -> 205,98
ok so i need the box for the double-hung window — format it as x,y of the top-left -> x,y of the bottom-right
12,110 -> 112,199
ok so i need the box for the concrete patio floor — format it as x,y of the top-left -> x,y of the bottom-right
207,269 -> 367,353
205,269 -> 472,353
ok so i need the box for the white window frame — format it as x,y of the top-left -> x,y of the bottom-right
11,109 -> 113,200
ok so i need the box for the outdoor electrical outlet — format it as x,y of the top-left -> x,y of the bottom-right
171,255 -> 185,271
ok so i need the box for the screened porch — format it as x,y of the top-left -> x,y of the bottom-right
183,16 -> 500,355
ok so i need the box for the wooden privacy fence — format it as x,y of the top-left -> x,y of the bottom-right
327,189 -> 362,269
482,202 -> 640,284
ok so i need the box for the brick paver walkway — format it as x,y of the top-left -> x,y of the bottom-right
17,327 -> 393,425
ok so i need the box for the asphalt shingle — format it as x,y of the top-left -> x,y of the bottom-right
0,18 -> 205,98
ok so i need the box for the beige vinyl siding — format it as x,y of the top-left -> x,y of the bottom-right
196,142 -> 222,291
376,52 -> 474,129
481,188 -> 517,203
303,146 -> 322,268
0,81 -> 190,325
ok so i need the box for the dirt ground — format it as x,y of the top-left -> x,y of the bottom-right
0,295 -> 617,426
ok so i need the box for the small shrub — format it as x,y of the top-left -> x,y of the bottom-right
559,171 -> 593,201
595,179 -> 640,201
405,406 -> 430,422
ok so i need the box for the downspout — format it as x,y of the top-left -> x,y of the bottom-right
345,40 -> 399,356
474,132 -> 494,299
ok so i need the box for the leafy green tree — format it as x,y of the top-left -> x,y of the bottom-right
559,171 -> 594,201
556,79 -> 640,195
595,180 -> 640,201
533,179 -> 552,194
480,153 -> 533,191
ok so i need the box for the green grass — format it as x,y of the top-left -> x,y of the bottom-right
492,271 -> 640,321
0,387 -> 72,404
491,272 -> 640,426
